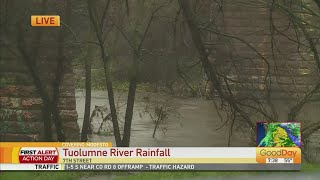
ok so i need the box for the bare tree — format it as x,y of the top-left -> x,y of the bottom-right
117,1 -> 167,147
179,0 -> 256,145
81,26 -> 94,142
178,0 -> 320,147
13,0 -> 75,141
87,0 -> 167,146
87,0 -> 122,146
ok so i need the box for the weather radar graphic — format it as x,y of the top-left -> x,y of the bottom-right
257,122 -> 301,147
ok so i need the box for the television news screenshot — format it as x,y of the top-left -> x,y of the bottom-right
0,0 -> 319,180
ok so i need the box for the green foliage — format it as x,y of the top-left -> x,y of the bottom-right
114,164 -> 320,180
0,172 -> 111,180
99,131 -> 114,136
0,77 -> 15,88
0,121 -> 9,133
75,69 -> 106,90
74,62 -> 203,97
74,77 -> 85,89
113,81 -> 129,92
75,68 -> 157,93
137,83 -> 154,92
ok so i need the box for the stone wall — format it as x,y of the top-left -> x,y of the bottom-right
209,0 -> 320,101
0,1 -> 80,141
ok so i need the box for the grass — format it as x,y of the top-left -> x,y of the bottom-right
302,163 -> 320,171
115,163 -> 320,180
115,171 -> 248,180
74,68 -> 201,96
1,163 -> 319,180
75,75 -> 156,93
0,172 -> 99,180
98,131 -> 114,136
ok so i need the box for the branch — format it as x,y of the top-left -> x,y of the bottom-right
137,3 -> 167,51
100,0 -> 111,30
314,0 -> 320,9
288,83 -> 320,121
178,0 -> 256,130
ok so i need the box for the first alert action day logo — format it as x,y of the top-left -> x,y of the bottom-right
19,147 -> 59,163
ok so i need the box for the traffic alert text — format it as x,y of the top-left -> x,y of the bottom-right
113,164 -> 194,170
69,164 -> 194,170
35,164 -> 60,170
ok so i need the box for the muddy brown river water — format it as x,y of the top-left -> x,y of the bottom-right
76,90 -> 320,160
76,90 -> 320,179
76,90 -> 252,147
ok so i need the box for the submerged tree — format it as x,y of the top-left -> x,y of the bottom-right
86,0 -> 168,146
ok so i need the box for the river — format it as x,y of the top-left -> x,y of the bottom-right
76,90 -> 252,147
76,90 -> 319,180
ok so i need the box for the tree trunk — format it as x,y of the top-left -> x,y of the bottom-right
16,0 -> 53,141
87,0 -> 123,146
106,82 -> 122,145
51,0 -> 72,142
42,103 -> 53,141
81,40 -> 93,142
122,54 -> 139,147
153,108 -> 163,138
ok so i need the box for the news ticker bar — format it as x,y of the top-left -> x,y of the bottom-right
0,142 -> 301,171
1,163 -> 301,171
